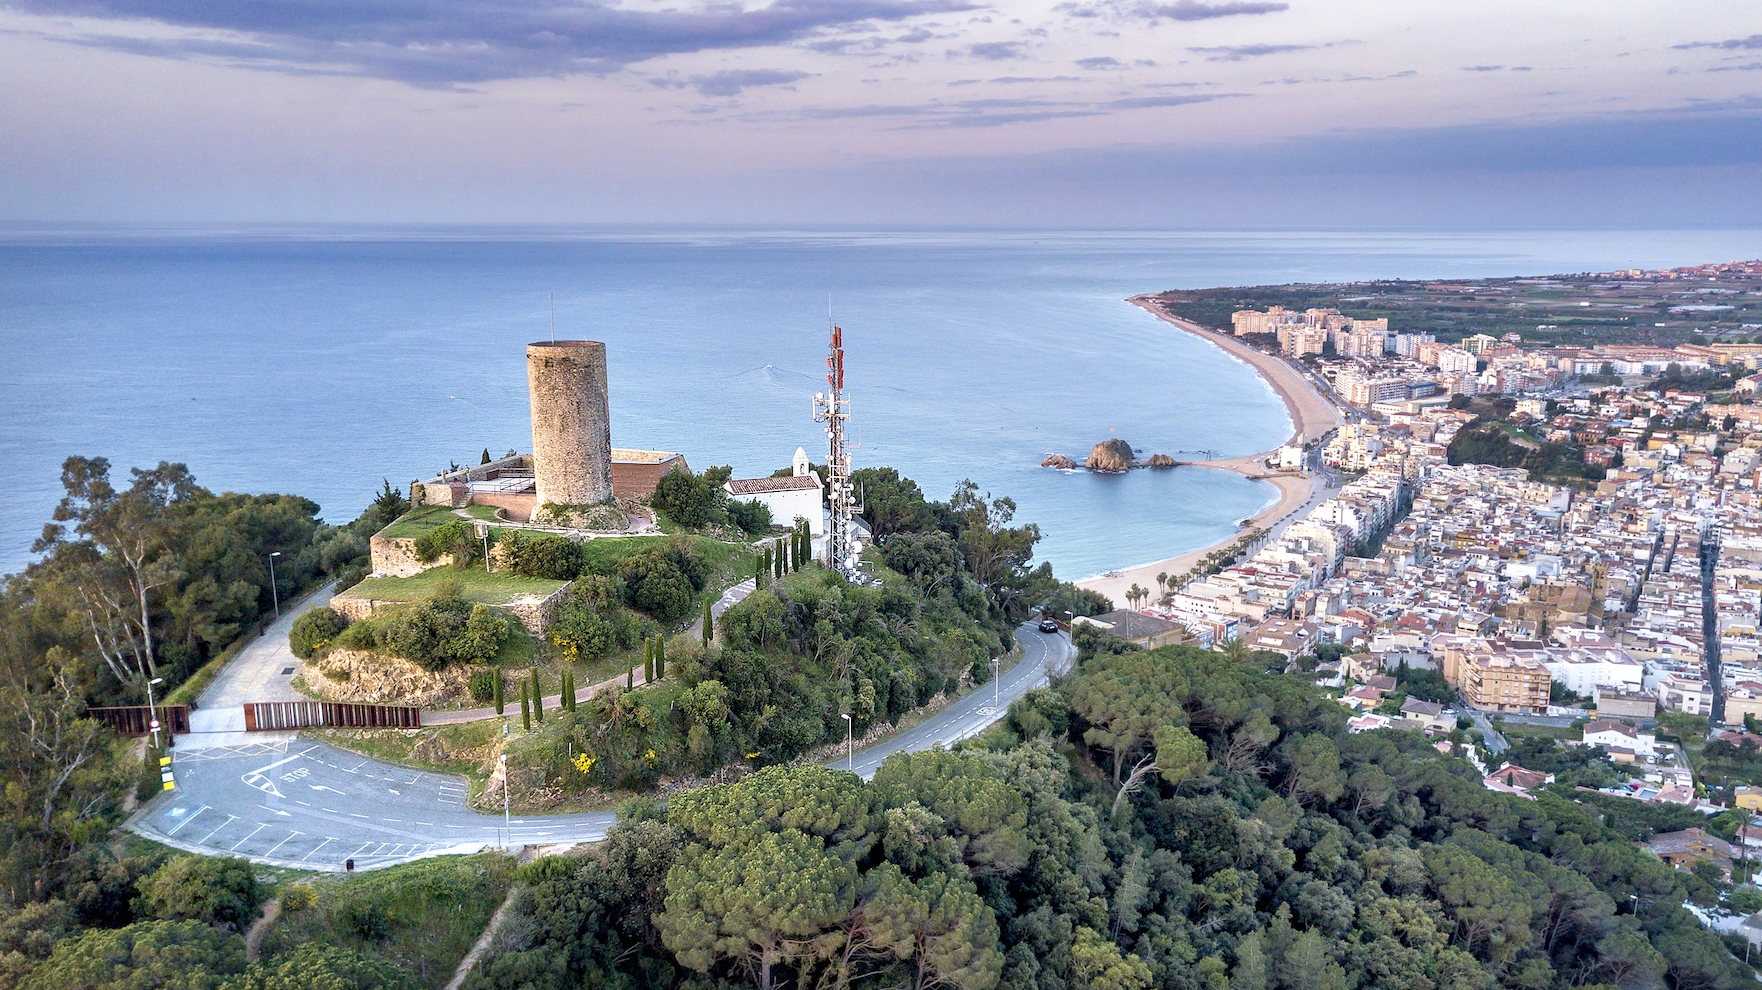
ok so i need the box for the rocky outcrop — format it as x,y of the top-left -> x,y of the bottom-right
302,648 -> 473,708
1043,439 -> 1178,473
1086,439 -> 1136,473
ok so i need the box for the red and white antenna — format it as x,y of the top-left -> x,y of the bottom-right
814,314 -> 858,579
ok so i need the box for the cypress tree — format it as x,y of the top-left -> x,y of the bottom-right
520,680 -> 531,731
561,670 -> 574,712
702,596 -> 714,649
644,638 -> 654,684
532,668 -> 543,722
655,635 -> 666,680
755,553 -> 764,582
627,663 -> 634,689
795,525 -> 805,571
493,669 -> 504,715
760,548 -> 770,581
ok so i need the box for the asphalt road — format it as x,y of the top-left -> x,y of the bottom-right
130,623 -> 1074,870
831,622 -> 1077,780
131,737 -> 615,871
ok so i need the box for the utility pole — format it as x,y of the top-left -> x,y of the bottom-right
146,676 -> 164,750
841,712 -> 853,772
267,552 -> 281,620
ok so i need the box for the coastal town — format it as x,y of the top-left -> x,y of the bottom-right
1068,260 -> 1762,883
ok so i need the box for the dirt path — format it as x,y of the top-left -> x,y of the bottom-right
444,884 -> 522,990
243,897 -> 282,962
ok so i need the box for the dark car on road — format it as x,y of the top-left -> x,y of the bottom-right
1039,617 -> 1059,633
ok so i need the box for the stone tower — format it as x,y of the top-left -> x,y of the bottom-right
527,340 -> 614,508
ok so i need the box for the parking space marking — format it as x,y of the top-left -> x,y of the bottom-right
263,831 -> 302,857
302,838 -> 334,862
166,805 -> 209,835
199,814 -> 239,843
230,824 -> 268,850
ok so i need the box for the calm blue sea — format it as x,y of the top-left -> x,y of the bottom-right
2,226 -> 1758,581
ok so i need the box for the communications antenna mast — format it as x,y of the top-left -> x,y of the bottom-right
814,323 -> 859,579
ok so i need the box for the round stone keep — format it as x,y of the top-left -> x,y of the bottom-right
528,341 -> 614,507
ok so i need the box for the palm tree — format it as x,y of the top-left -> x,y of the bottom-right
1221,637 -> 1250,663
1128,583 -> 1147,610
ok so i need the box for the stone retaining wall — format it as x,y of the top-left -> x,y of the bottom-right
329,582 -> 568,637
369,535 -> 438,578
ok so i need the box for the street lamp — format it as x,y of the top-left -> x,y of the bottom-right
267,552 -> 282,620
991,657 -> 1000,705
146,676 -> 165,750
841,713 -> 853,772
500,754 -> 510,850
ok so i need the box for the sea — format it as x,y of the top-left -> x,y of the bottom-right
3,226 -> 1758,582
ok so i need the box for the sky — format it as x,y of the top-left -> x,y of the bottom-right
0,0 -> 1759,226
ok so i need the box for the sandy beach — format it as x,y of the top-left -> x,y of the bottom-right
1073,297 -> 1346,609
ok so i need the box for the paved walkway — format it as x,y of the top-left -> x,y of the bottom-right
426,577 -> 759,725
184,584 -> 335,745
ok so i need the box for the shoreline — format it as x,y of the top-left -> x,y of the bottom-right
1073,297 -> 1346,609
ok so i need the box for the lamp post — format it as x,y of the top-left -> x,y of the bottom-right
991,657 -> 1000,705
841,713 -> 853,772
267,552 -> 282,620
500,754 -> 510,850
146,676 -> 164,750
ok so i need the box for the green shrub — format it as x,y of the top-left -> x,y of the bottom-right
497,530 -> 585,580
468,668 -> 497,703
612,542 -> 706,624
289,607 -> 349,659
20,920 -> 243,990
413,519 -> 476,567
280,884 -> 317,912
340,594 -> 511,671
137,855 -> 263,932
725,497 -> 772,534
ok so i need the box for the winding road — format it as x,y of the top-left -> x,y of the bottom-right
127,623 -> 1076,871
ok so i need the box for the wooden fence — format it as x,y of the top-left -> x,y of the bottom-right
243,701 -> 421,731
89,705 -> 191,737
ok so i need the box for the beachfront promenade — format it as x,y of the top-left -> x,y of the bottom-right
1076,297 -> 1347,607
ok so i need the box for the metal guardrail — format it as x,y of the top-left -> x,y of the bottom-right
243,701 -> 421,731
90,704 -> 191,736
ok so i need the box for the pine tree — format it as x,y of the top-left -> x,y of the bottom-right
520,680 -> 531,731
702,596 -> 714,649
644,638 -> 655,684
531,668 -> 543,723
655,635 -> 666,680
481,448 -> 492,465
493,669 -> 504,715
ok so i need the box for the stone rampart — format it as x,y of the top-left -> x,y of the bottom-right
369,536 -> 439,578
329,582 -> 568,638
